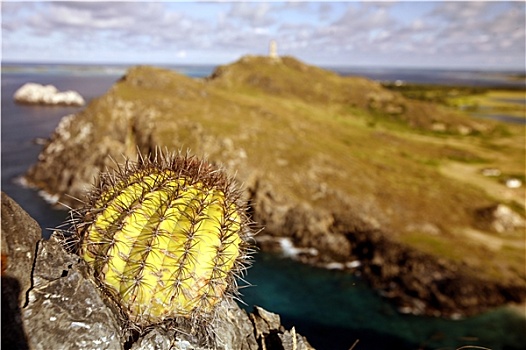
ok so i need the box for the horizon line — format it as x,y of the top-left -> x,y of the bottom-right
2,59 -> 525,73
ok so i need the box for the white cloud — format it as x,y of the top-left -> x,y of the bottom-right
1,1 -> 524,69
423,2 -> 525,60
227,2 -> 274,27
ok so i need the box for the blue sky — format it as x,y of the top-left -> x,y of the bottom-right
1,1 -> 525,69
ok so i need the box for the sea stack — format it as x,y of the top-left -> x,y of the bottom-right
13,83 -> 85,106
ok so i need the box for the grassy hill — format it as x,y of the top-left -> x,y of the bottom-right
26,55 -> 525,316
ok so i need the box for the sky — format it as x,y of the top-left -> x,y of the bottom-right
1,1 -> 525,70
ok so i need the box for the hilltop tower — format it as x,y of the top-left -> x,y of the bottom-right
269,40 -> 280,62
269,40 -> 278,58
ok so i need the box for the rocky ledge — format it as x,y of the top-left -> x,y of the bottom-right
1,192 -> 313,350
13,83 -> 85,106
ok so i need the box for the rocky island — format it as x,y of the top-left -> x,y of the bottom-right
22,56 -> 526,318
14,82 -> 85,106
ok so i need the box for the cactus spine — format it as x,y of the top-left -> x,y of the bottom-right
74,152 -> 252,329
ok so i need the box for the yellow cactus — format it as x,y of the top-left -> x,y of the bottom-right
74,152 -> 252,329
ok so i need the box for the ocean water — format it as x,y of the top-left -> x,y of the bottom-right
1,64 -> 525,350
1,69 -> 121,231
330,66 -> 526,88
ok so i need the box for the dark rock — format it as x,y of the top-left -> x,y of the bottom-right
250,306 -> 315,350
251,306 -> 282,338
1,191 -> 41,300
283,204 -> 351,262
129,302 -> 313,350
23,234 -> 123,350
1,191 -> 41,350
212,300 -> 259,350
345,228 -> 526,317
278,328 -> 313,350
130,329 -> 172,350
2,275 -> 29,350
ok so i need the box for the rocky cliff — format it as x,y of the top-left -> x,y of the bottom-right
23,56 -> 526,317
1,192 -> 313,350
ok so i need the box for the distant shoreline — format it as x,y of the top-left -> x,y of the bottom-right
3,61 -> 525,88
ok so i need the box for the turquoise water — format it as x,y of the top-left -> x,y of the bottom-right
241,253 -> 525,350
2,65 -> 525,350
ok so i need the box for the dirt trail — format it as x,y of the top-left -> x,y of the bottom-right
440,162 -> 525,205
460,227 -> 524,251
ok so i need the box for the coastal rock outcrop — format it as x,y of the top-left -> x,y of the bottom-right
1,192 -> 314,350
14,83 -> 85,106
1,192 -> 41,350
22,57 -> 525,318
474,204 -> 526,234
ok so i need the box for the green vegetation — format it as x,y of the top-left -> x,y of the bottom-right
384,82 -> 526,121
383,83 -> 487,104
78,56 -> 524,286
